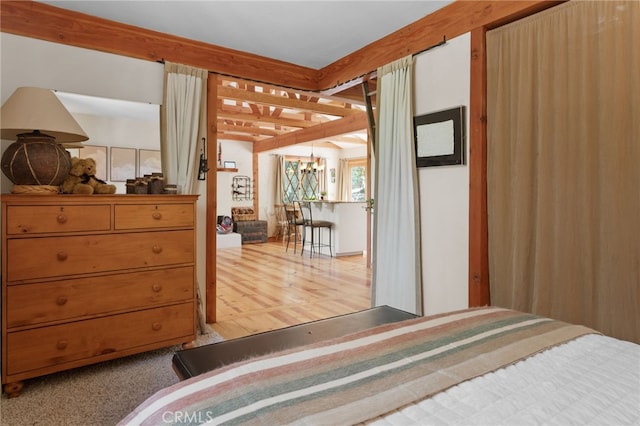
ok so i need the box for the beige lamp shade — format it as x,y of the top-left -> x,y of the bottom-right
1,87 -> 89,188
1,87 -> 88,142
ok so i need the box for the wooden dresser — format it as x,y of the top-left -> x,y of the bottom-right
1,194 -> 198,397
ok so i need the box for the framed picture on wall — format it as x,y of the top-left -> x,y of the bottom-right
138,149 -> 162,176
79,145 -> 108,181
414,106 -> 465,167
110,147 -> 136,182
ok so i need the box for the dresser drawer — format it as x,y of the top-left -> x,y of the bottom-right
6,303 -> 195,375
6,205 -> 111,235
7,230 -> 194,281
6,266 -> 194,327
114,203 -> 194,229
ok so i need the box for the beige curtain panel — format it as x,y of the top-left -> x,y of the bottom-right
274,154 -> 284,204
160,61 -> 208,194
337,159 -> 349,201
372,55 -> 422,315
487,1 -> 639,343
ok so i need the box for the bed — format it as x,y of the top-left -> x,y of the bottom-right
119,307 -> 640,425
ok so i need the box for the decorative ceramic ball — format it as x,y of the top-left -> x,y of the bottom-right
1,135 -> 71,186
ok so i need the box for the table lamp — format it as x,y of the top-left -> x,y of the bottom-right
1,87 -> 88,194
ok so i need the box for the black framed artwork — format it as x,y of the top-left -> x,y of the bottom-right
414,106 -> 465,167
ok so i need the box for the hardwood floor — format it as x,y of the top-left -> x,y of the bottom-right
210,240 -> 371,339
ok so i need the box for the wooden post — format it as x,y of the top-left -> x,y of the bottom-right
206,73 -> 218,323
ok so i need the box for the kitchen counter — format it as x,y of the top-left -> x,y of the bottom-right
307,201 -> 367,256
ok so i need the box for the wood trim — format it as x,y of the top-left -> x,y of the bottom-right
253,113 -> 368,153
206,73 -> 218,323
217,110 -> 318,130
0,1 -> 318,90
468,27 -> 490,307
217,85 -> 360,117
1,0 -> 563,91
317,1 -> 564,90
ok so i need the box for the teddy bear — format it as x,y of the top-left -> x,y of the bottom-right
61,157 -> 117,194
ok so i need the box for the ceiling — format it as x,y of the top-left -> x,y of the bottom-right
38,1 -> 452,150
39,1 -> 451,69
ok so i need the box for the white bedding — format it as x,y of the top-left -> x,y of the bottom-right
122,309 -> 638,426
371,334 -> 640,425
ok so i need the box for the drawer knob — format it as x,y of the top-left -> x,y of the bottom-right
56,296 -> 68,306
57,214 -> 68,224
57,340 -> 68,350
57,252 -> 68,261
152,245 -> 163,254
152,283 -> 162,292
152,211 -> 162,220
152,322 -> 162,331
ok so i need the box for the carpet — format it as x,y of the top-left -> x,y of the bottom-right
0,331 -> 224,426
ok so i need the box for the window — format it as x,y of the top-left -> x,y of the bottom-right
348,158 -> 367,201
283,157 -> 325,202
283,160 -> 300,202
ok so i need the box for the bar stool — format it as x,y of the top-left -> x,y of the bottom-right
274,204 -> 288,241
297,201 -> 333,258
284,202 -> 304,253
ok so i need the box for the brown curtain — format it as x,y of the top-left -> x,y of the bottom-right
486,1 -> 639,343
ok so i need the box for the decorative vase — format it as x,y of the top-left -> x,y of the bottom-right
1,132 -> 71,186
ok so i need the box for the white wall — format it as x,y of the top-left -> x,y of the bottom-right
257,144 -> 367,236
414,33 -> 471,315
0,33 -> 208,320
0,34 -> 163,104
216,139 -> 254,217
69,112 -> 161,193
0,33 -> 164,193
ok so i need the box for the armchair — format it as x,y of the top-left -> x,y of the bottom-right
231,207 -> 268,244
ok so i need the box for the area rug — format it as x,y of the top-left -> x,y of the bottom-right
0,331 -> 224,426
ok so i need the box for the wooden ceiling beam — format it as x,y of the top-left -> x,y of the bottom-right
217,122 -> 283,137
2,0 -> 559,145
217,110 -> 316,129
1,1 -> 560,92
248,103 -> 261,115
220,75 -> 365,106
0,1 -> 319,90
317,1 -> 563,89
333,135 -> 368,145
253,113 -> 368,153
217,132 -> 258,143
217,85 -> 360,117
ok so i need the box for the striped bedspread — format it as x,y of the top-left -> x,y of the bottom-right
120,307 -> 595,426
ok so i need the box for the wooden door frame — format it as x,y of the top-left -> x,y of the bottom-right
202,3 -> 563,321
205,74 -> 218,322
468,27 -> 490,307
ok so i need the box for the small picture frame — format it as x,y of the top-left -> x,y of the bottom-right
110,147 -> 137,181
223,161 -> 236,169
138,149 -> 162,176
414,106 -> 465,167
